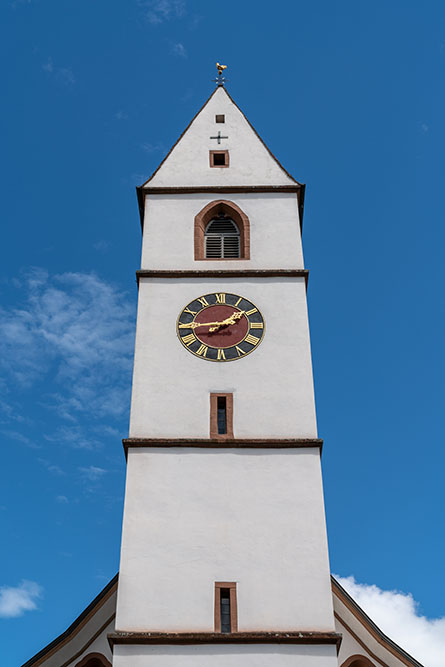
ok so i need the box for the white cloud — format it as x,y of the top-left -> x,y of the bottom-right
139,0 -> 186,24
1,429 -> 34,446
42,58 -> 54,74
44,424 -> 101,450
79,465 -> 108,481
42,57 -> 75,85
188,14 -> 202,30
141,141 -> 165,154
0,580 -> 43,618
0,397 -> 25,424
93,240 -> 111,253
171,42 -> 187,58
336,575 -> 445,667
37,458 -> 65,475
56,495 -> 69,504
98,425 -> 121,438
0,270 -> 135,424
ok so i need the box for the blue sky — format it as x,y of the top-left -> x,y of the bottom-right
1,1 -> 444,665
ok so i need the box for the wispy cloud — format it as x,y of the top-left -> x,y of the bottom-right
97,425 -> 121,439
188,14 -> 202,30
11,0 -> 33,7
0,270 -> 135,424
171,42 -> 187,58
56,495 -> 69,504
139,0 -> 186,24
115,111 -> 128,121
93,240 -> 111,253
336,575 -> 445,667
0,398 -> 25,424
79,465 -> 108,482
0,580 -> 43,618
141,141 -> 166,154
37,458 -> 65,475
42,58 -> 75,85
44,424 -> 101,450
1,429 -> 34,447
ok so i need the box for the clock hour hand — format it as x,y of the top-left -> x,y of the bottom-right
178,319 -> 224,330
178,311 -> 245,331
208,311 -> 245,332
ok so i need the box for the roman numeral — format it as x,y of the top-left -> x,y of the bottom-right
217,348 -> 226,360
245,307 -> 258,316
234,297 -> 242,307
215,293 -> 226,304
236,346 -> 246,356
245,334 -> 260,346
182,333 -> 196,346
196,344 -> 208,357
198,297 -> 209,308
184,307 -> 197,316
250,322 -> 263,329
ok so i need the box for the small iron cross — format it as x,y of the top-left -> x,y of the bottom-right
210,131 -> 228,144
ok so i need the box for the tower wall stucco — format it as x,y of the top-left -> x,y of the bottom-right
141,193 -> 303,270
113,644 -> 339,667
128,277 -> 317,439
146,86 -> 295,187
116,447 -> 334,632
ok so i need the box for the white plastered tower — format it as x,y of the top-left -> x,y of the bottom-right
111,84 -> 340,666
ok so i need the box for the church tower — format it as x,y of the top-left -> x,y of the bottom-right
110,80 -> 340,666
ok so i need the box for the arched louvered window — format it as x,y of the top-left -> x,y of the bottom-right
194,200 -> 250,260
205,215 -> 240,259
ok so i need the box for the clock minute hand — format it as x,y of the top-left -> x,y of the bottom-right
208,311 -> 245,332
178,311 -> 245,332
178,317 -> 233,330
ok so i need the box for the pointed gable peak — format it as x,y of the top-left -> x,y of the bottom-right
143,86 -> 298,188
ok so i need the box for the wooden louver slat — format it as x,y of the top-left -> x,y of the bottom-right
205,217 -> 240,259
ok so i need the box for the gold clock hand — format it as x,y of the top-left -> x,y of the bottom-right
178,319 -> 225,330
179,311 -> 246,332
208,311 -> 245,332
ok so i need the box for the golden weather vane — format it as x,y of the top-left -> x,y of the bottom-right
214,62 -> 228,86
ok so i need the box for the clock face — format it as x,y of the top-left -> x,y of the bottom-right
177,292 -> 265,362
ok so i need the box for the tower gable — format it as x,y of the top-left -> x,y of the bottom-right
144,86 -> 297,187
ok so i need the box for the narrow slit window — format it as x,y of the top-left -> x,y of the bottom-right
210,393 -> 233,438
217,397 -> 227,434
214,582 -> 237,633
220,588 -> 231,633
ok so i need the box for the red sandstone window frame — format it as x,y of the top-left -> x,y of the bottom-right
209,150 -> 229,168
210,393 -> 234,439
194,200 -> 250,261
214,581 -> 238,633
